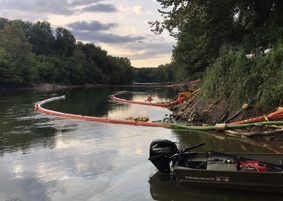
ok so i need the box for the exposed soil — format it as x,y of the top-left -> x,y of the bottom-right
168,94 -> 283,143
169,97 -> 269,125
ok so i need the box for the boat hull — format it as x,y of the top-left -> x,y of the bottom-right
175,167 -> 283,193
174,153 -> 283,193
149,139 -> 283,193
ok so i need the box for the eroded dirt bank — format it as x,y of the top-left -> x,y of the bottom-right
168,95 -> 283,142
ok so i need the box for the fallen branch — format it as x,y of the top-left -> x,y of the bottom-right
225,129 -> 283,137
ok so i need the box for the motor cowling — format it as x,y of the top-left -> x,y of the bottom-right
148,139 -> 179,173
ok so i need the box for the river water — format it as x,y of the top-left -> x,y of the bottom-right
0,86 -> 282,201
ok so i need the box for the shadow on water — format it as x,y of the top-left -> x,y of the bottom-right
42,87 -> 118,116
148,172 -> 283,201
0,91 -> 59,155
2,86 -> 283,200
0,86 -> 175,155
0,87 -> 115,155
44,86 -> 176,117
148,130 -> 283,201
171,129 -> 283,153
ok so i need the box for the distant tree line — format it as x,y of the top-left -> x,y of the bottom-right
0,18 -> 134,87
134,64 -> 176,83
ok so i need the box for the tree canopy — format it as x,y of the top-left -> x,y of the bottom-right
0,21 -> 35,85
150,0 -> 283,80
0,18 -> 134,86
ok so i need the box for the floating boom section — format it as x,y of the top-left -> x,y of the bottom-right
110,94 -> 170,107
110,92 -> 189,107
34,95 -> 173,128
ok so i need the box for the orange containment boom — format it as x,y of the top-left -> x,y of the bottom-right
110,92 -> 182,107
230,107 -> 283,124
34,95 -> 173,128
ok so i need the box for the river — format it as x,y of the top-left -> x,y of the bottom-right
0,86 -> 282,201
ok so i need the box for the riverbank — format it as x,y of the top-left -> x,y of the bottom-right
32,83 -> 72,91
168,94 -> 283,142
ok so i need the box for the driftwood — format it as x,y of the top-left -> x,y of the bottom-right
225,129 -> 283,137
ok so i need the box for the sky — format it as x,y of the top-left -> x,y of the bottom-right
0,0 -> 176,67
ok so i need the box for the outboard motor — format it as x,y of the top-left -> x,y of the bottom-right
148,139 -> 179,173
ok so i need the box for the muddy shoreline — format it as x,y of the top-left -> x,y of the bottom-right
168,95 -> 283,143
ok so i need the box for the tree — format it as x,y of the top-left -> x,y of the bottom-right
0,18 -> 136,86
28,21 -> 55,55
151,0 -> 283,80
35,55 -> 58,83
68,45 -> 87,84
119,57 -> 134,84
0,17 -> 9,30
55,27 -> 76,57
0,21 -> 34,85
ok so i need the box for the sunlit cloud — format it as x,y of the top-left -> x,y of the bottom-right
0,0 -> 175,67
12,163 -> 24,179
133,5 -> 144,14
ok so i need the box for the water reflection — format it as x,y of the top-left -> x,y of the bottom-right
44,87 -> 115,116
171,129 -> 274,153
149,172 -> 283,201
0,87 -> 175,156
1,86 -> 283,201
0,98 -> 58,155
148,130 -> 283,200
44,87 -> 175,118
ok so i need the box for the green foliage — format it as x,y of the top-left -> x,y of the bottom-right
28,21 -> 55,55
67,47 -> 86,84
257,44 -> 283,106
202,43 -> 283,107
146,0 -> 283,108
0,18 -> 135,86
134,67 -> 154,83
152,0 -> 283,81
201,45 -> 249,101
35,56 -> 58,83
0,21 -> 35,85
55,27 -> 76,57
134,63 -> 177,83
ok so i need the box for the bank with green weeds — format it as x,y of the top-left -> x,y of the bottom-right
169,43 -> 283,141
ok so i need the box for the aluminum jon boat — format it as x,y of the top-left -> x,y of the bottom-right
148,139 -> 283,193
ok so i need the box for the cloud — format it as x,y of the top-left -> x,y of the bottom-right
0,0 -> 175,66
68,20 -> 144,44
82,3 -> 117,13
68,0 -> 103,7
72,29 -> 145,44
125,41 -> 174,60
133,5 -> 144,14
0,0 -> 75,15
0,0 -> 116,16
68,21 -> 118,32
103,40 -> 174,67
